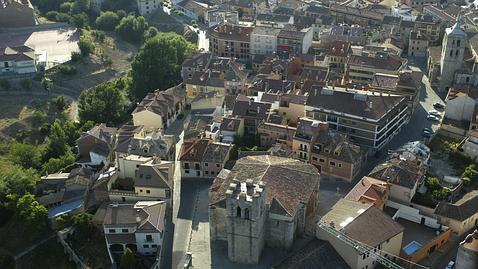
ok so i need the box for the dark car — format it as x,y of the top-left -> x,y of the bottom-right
433,102 -> 445,109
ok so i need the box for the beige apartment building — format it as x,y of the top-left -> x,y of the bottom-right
208,22 -> 252,62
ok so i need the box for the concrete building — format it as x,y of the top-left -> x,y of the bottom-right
101,201 -> 167,260
76,124 -> 117,168
305,85 -> 409,150
414,14 -> 442,45
440,16 -> 466,91
209,156 -> 320,264
257,121 -> 296,148
456,229 -> 478,269
293,118 -> 365,182
317,199 -> 404,269
179,139 -> 233,179
329,4 -> 384,27
368,156 -> 426,204
400,0 -> 439,9
132,90 -> 185,131
0,45 -> 36,75
277,27 -> 313,55
0,0 -> 36,28
408,31 -> 428,57
137,0 -> 160,15
435,190 -> 478,235
444,88 -> 476,122
175,0 -> 208,23
231,95 -> 272,135
256,13 -> 293,28
208,23 -> 253,62
251,26 -> 280,55
346,51 -> 407,84
463,130 -> 478,160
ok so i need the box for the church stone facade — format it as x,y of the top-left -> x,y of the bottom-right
209,155 -> 320,264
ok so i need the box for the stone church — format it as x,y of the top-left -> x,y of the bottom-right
209,155 -> 320,264
427,15 -> 478,92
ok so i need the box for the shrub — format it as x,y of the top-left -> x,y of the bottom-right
20,79 -> 32,90
71,51 -> 82,62
57,64 -> 77,76
78,35 -> 95,56
45,11 -> 59,21
0,79 -> 11,90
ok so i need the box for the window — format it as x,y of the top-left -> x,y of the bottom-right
237,206 -> 241,217
319,159 -> 325,163
205,163 -> 208,167
457,40 -> 461,47
143,245 -> 149,248
195,163 -> 200,170
338,163 -> 342,168
146,190 -> 150,194
151,244 -> 158,248
216,164 -> 220,168
211,171 -> 215,175
312,156 -> 318,161
140,189 -> 143,192
146,234 -> 153,242
109,229 -> 116,233
185,170 -> 190,174
122,229 -> 128,233
330,161 -> 336,166
244,208 -> 250,219
184,163 -> 190,169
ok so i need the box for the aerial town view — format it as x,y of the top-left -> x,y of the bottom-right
1,0 -> 478,268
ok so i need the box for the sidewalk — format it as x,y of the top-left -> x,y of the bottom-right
188,183 -> 211,269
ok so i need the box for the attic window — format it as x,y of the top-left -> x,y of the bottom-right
145,175 -> 151,180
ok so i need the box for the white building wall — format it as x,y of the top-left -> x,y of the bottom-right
445,95 -> 476,122
135,232 -> 163,254
137,0 -> 160,15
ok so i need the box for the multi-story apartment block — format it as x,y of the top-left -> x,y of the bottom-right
137,0 -> 160,15
305,85 -> 409,150
102,201 -> 167,259
277,27 -> 313,55
293,118 -> 365,182
414,14 -> 442,45
408,31 -> 429,57
346,51 -> 407,84
251,26 -> 280,55
208,23 -> 252,62
255,13 -> 293,28
329,4 -> 384,27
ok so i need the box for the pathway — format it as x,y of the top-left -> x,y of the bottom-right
13,234 -> 56,260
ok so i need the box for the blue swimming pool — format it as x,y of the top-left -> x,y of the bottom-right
403,241 -> 423,256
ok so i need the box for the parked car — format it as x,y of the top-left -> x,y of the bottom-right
427,114 -> 440,121
445,260 -> 455,269
428,110 -> 441,117
422,130 -> 433,137
434,102 -> 445,109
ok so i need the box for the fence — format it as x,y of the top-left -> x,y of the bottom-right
57,227 -> 88,269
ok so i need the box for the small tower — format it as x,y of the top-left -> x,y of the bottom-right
440,14 -> 467,91
225,178 -> 267,264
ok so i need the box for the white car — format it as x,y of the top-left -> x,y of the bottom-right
427,114 -> 440,121
445,260 -> 455,269
428,110 -> 441,117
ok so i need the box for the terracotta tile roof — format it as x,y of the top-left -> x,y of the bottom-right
135,162 -> 172,189
202,142 -> 232,164
369,157 -> 425,189
347,53 -> 405,71
342,206 -> 404,246
232,95 -> 271,120
103,201 -> 166,232
327,40 -> 351,57
274,239 -> 350,269
435,190 -> 478,221
179,138 -> 210,162
209,155 -> 319,217
208,22 -> 252,43
305,86 -> 406,121
133,91 -> 181,117
345,176 -> 390,206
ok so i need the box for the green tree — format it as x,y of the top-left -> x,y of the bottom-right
425,176 -> 441,192
42,150 -> 76,174
78,81 -> 128,124
20,79 -> 32,90
70,12 -> 89,28
52,96 -> 70,111
14,193 -> 47,232
120,247 -> 136,269
72,212 -> 95,238
96,11 -> 119,31
59,2 -> 73,13
115,15 -> 148,43
71,0 -> 91,14
432,188 -> 451,201
0,166 -> 38,202
78,34 -> 94,56
462,164 -> 478,186
8,143 -> 42,170
44,120 -> 69,159
130,32 -> 194,100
